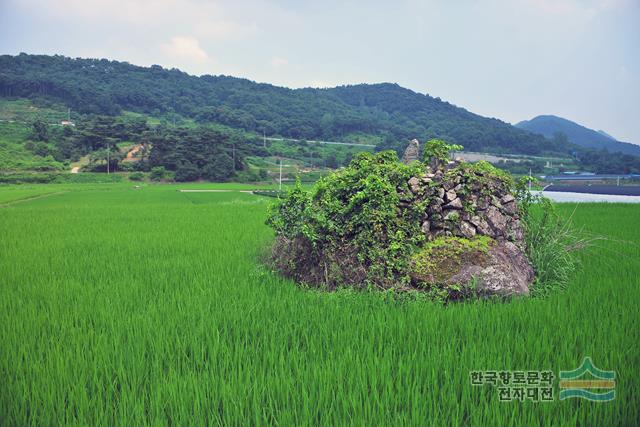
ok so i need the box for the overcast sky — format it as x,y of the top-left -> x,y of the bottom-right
1,0 -> 638,143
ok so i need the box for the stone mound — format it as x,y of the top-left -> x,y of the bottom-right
268,143 -> 535,299
399,154 -> 533,296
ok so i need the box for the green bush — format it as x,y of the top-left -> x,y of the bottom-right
267,151 -> 424,288
150,166 -> 167,181
118,162 -> 135,172
423,139 -> 463,165
129,172 -> 145,181
0,172 -> 58,184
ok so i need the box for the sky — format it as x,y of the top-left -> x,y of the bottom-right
1,0 -> 639,143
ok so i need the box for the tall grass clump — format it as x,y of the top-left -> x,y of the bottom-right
515,179 -> 592,297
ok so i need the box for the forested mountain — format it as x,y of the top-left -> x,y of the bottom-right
515,115 -> 640,156
2,53 -> 640,178
0,53 -> 563,156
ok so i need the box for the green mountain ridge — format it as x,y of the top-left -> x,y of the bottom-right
1,53 -> 566,157
515,115 -> 640,157
1,54 -> 639,177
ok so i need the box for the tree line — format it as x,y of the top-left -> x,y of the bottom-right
24,114 -> 266,181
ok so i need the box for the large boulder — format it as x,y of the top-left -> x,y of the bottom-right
410,237 -> 534,297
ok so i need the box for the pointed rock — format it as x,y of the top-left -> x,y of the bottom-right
401,139 -> 420,164
445,197 -> 463,209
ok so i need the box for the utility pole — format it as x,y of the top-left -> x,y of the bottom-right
279,157 -> 283,191
528,168 -> 532,191
67,108 -> 71,121
263,131 -> 266,149
107,147 -> 110,174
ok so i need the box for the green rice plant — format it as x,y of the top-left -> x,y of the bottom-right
0,184 -> 638,425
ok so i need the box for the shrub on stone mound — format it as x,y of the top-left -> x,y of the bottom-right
267,145 -> 581,300
267,151 -> 425,289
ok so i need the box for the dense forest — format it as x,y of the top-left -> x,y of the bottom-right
17,114 -> 267,181
1,53 -> 639,177
1,53 -> 567,156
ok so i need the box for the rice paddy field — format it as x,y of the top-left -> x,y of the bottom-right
0,183 -> 638,425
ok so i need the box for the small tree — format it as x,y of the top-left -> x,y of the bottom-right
30,119 -> 49,142
202,153 -> 234,182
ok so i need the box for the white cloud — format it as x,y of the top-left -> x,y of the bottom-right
161,36 -> 210,64
270,57 -> 289,67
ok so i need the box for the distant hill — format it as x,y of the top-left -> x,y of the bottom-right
597,130 -> 616,140
515,115 -> 640,157
0,53 -> 566,157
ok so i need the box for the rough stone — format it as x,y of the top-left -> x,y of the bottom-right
502,201 -> 518,215
429,203 -> 443,214
486,206 -> 507,236
475,218 -> 493,236
459,221 -> 476,238
408,176 -> 421,194
445,161 -> 459,171
445,189 -> 457,202
477,197 -> 490,210
508,220 -> 525,242
395,139 -> 532,296
501,194 -> 515,204
445,197 -> 463,209
447,241 -> 534,296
